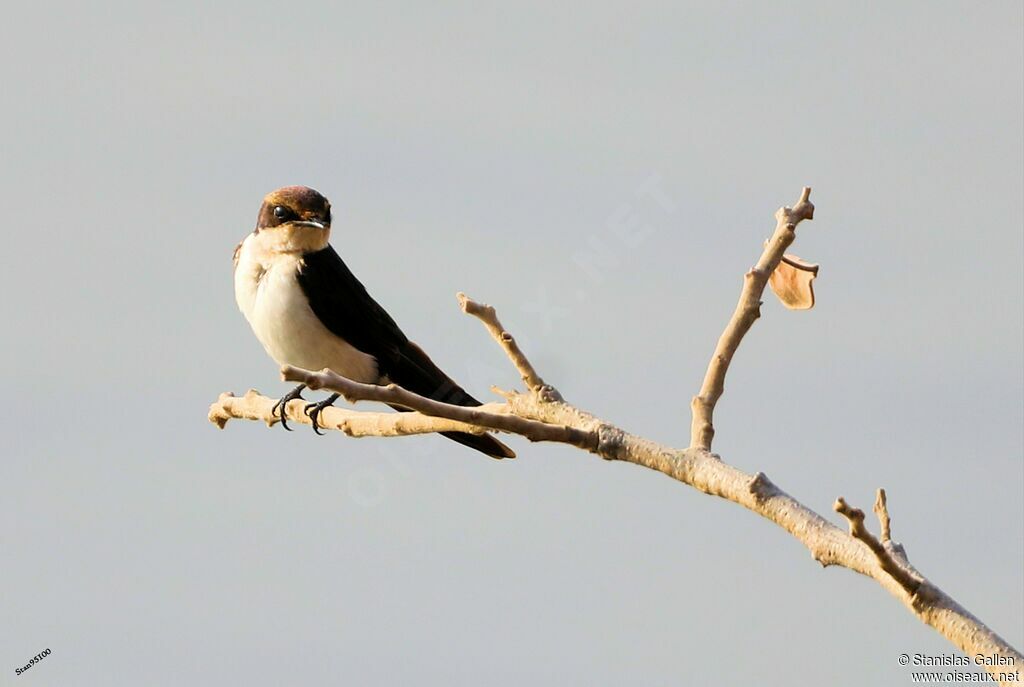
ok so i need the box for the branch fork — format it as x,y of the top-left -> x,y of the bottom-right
834,490 -> 922,595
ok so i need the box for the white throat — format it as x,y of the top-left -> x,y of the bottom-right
250,222 -> 331,256
233,230 -> 379,384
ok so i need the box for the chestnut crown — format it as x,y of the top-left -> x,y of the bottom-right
256,186 -> 332,230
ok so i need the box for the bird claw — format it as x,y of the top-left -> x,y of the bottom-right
271,384 -> 307,431
303,393 -> 340,435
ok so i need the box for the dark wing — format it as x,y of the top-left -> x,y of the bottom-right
296,246 -> 515,459
296,245 -> 409,373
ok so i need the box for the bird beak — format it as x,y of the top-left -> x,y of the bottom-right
292,220 -> 325,229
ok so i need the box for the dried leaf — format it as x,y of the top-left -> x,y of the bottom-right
769,253 -> 819,310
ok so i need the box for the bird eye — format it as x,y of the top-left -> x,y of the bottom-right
273,205 -> 289,220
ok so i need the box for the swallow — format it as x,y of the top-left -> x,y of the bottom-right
233,186 -> 515,459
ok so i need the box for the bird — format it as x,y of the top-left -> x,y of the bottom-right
233,185 -> 515,459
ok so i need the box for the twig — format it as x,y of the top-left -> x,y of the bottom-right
279,365 -> 596,450
834,495 -> 921,595
458,292 -> 562,402
689,187 -> 814,450
874,488 -> 892,543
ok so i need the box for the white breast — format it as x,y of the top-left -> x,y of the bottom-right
234,236 -> 379,384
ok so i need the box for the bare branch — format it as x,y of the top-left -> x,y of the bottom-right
834,495 -> 921,595
458,292 -> 562,402
279,365 -> 596,450
690,187 -> 815,450
209,389 -> 499,437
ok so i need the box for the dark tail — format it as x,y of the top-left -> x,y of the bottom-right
422,387 -> 516,459
440,430 -> 516,459
385,341 -> 516,459
387,402 -> 515,459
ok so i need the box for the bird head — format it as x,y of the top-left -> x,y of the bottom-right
253,186 -> 333,254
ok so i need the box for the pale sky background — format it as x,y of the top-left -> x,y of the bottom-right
1,2 -> 1021,685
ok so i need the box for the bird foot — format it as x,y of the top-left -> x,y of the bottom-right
303,393 -> 340,435
271,384 -> 307,431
